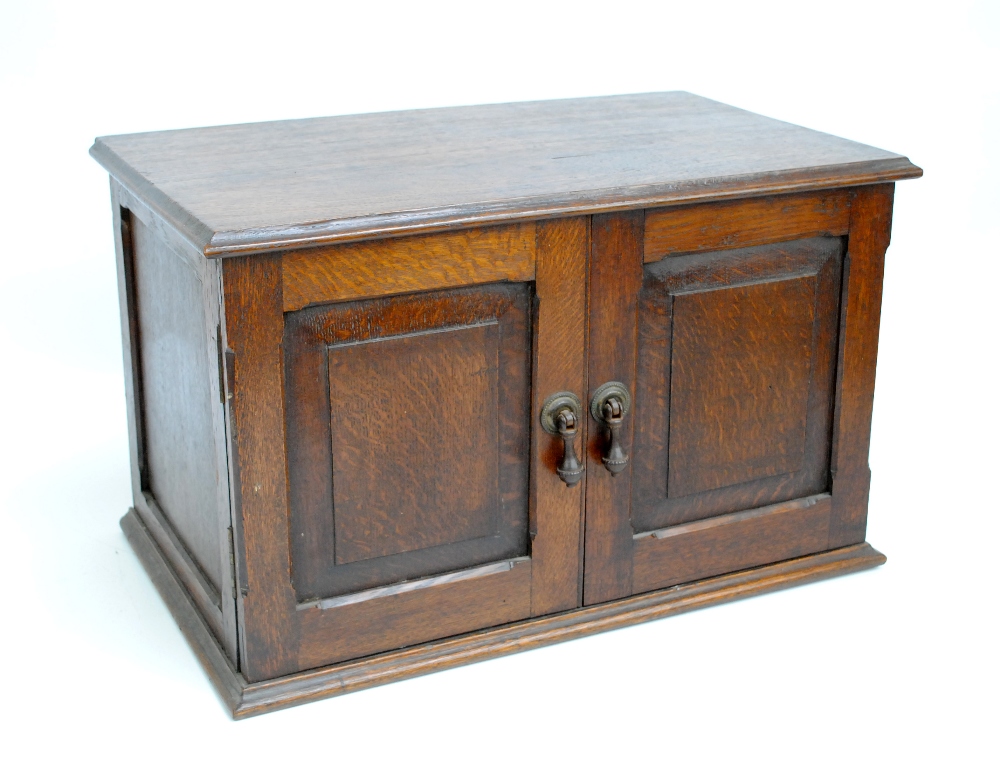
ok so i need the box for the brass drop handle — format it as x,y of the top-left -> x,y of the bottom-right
591,381 -> 632,475
540,391 -> 585,487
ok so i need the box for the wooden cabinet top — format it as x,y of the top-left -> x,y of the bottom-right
90,91 -> 921,257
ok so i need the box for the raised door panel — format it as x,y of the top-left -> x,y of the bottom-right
632,237 -> 843,532
284,283 -> 531,602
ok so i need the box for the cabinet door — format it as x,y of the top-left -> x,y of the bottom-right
223,220 -> 588,681
583,188 -> 893,604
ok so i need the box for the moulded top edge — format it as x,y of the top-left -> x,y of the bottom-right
90,92 -> 922,258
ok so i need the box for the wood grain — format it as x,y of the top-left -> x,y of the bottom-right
632,237 -> 842,530
667,276 -> 816,498
529,218 -> 589,616
281,223 -> 535,311
583,211 -> 644,605
284,284 -> 531,601
118,184 -> 240,663
828,184 -> 895,548
90,92 -> 920,256
131,213 -> 224,589
297,560 -> 532,669
644,190 -> 851,261
121,505 -> 884,719
632,494 -> 832,593
327,324 -> 501,565
221,252 -> 299,682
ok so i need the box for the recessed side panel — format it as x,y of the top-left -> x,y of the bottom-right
631,236 -> 843,532
285,283 -> 532,602
131,214 -> 223,592
327,324 -> 500,565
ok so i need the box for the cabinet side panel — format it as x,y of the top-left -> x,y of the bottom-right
132,216 -> 223,590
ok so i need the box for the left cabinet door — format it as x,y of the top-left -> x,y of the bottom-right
223,220 -> 588,681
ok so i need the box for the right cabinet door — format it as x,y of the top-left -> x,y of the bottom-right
583,188 -> 893,603
628,234 -> 843,594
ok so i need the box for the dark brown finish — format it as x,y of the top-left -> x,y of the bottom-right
221,252 -> 298,681
632,494 -> 832,593
583,211 -> 644,605
131,213 -> 224,589
284,284 -> 531,599
644,189 -> 851,261
281,223 -> 535,311
90,93 -> 919,256
828,184 -> 895,548
670,276 -> 815,496
225,258 -> 541,679
94,94 -> 919,716
121,507 -> 885,719
632,237 -> 841,529
296,560 -> 531,668
632,236 -> 843,529
112,180 -> 239,664
328,325 -> 500,564
530,218 -> 589,615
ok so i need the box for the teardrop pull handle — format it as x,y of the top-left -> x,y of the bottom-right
540,391 -> 585,487
590,381 -> 632,475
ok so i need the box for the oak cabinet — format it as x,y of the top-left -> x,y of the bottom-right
91,92 -> 920,717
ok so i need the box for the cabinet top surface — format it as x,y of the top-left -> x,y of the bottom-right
91,91 -> 920,257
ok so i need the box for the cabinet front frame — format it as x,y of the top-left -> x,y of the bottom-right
223,220 -> 589,681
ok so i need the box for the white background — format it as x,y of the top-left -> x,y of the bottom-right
1,1 -> 997,755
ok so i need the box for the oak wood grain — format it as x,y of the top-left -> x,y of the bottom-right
644,190 -> 851,261
632,494 -> 832,593
297,560 -> 532,669
328,324 -> 501,565
281,223 -> 535,311
90,92 -> 920,256
828,184 -> 895,548
121,506 -> 884,719
284,284 -> 531,601
131,213 -> 224,590
529,218 -> 589,616
583,211 -> 644,605
221,253 -> 299,681
118,185 -> 240,663
632,237 -> 842,530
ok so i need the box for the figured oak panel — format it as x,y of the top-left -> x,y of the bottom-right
631,236 -> 843,532
285,282 -> 532,602
328,323 -> 500,565
644,190 -> 850,262
529,218 -> 589,615
282,223 -> 535,311
668,276 -> 816,498
582,211 -> 644,605
131,214 -> 223,590
632,494 -> 832,593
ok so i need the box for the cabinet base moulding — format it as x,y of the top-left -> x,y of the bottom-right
121,507 -> 886,719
